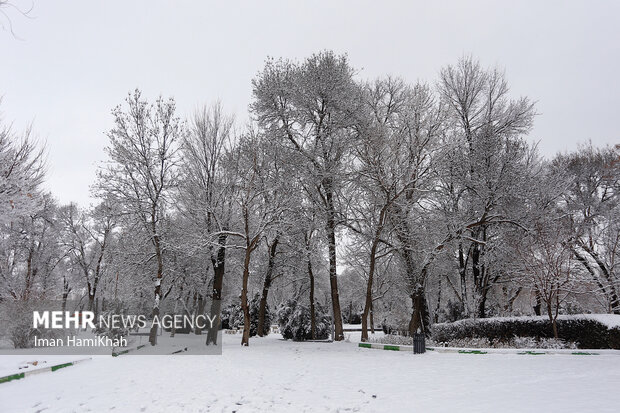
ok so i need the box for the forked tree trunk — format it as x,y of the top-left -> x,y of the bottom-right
547,301 -> 559,339
409,287 -> 430,337
408,265 -> 430,337
258,237 -> 279,337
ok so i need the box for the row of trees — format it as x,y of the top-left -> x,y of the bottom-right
1,52 -> 618,345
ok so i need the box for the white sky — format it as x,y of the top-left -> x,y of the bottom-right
1,0 -> 619,207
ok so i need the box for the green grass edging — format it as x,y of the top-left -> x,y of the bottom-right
112,344 -> 147,357
0,373 -> 25,384
0,358 -> 91,385
50,362 -> 73,372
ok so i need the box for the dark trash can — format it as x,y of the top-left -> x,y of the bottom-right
413,332 -> 426,354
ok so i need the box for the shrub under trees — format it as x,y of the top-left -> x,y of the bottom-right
277,299 -> 331,341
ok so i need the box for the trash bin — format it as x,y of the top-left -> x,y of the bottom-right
413,332 -> 426,354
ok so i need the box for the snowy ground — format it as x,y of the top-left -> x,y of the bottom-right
1,333 -> 620,412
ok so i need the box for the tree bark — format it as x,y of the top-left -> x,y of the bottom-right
471,231 -> 486,318
409,287 -> 428,336
458,243 -> 469,317
148,227 -> 163,346
207,233 -> 227,345
195,294 -> 205,335
240,246 -> 252,346
434,277 -> 442,323
369,299 -> 375,334
361,238 -> 379,342
324,181 -> 344,341
547,302 -> 559,339
258,237 -> 278,337
307,241 -> 317,340
533,289 -> 542,316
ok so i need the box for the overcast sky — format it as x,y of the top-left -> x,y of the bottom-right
1,0 -> 619,207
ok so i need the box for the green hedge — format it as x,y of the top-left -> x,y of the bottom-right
433,317 -> 620,349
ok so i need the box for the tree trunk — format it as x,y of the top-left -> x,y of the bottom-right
307,244 -> 317,340
240,247 -> 252,346
324,183 -> 344,341
458,243 -> 469,317
533,289 -> 542,316
471,232 -> 485,318
171,300 -> 178,337
369,299 -> 375,334
409,267 -> 430,337
88,294 -> 95,314
258,237 -> 279,337
61,276 -> 70,313
148,229 -> 163,346
434,277 -> 442,324
195,294 -> 205,335
547,302 -> 558,339
207,233 -> 227,345
409,288 -> 428,336
477,287 -> 488,319
361,239 -> 379,342
149,280 -> 161,346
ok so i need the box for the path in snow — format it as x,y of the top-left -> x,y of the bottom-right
1,333 -> 619,412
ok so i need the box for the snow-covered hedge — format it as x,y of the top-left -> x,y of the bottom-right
433,315 -> 620,349
276,299 -> 331,341
368,334 -> 414,346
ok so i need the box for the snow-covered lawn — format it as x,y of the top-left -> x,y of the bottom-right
1,333 -> 620,412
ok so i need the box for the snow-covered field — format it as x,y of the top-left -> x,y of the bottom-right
1,333 -> 620,413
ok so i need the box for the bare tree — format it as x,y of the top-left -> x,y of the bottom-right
437,56 -> 537,318
229,131 -> 282,346
553,143 -> 620,314
349,77 -> 442,339
178,102 -> 235,344
251,51 -> 362,340
58,200 -> 116,316
96,89 -> 183,346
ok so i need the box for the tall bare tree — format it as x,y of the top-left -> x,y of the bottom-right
251,51 -> 362,340
178,102 -> 235,344
96,89 -> 183,345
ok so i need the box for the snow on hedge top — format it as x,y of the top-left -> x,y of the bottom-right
435,314 -> 620,329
